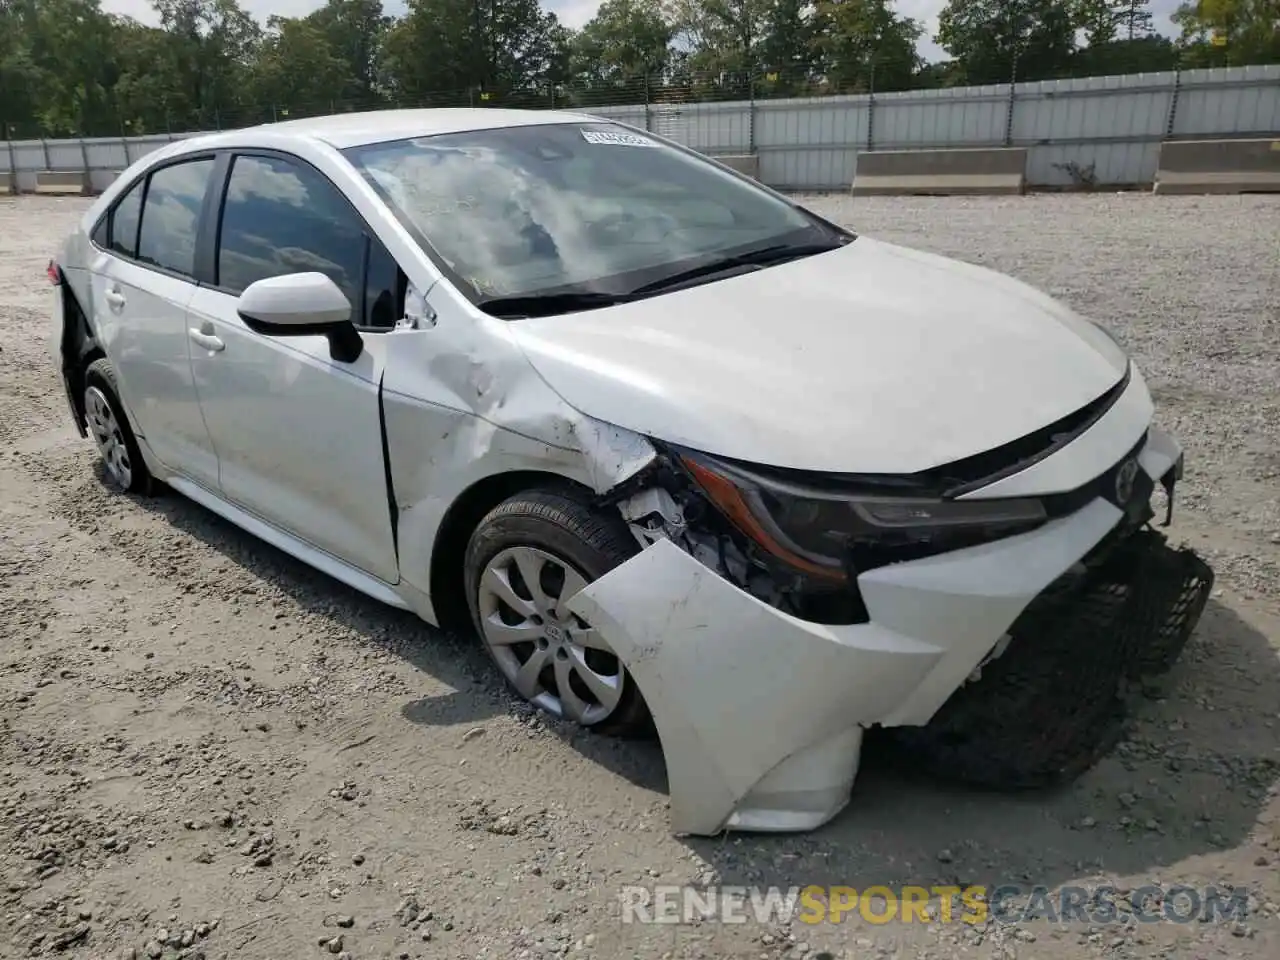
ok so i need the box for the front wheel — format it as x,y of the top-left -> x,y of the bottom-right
463,487 -> 652,738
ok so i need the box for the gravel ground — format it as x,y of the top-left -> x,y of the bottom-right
1,192 -> 1278,960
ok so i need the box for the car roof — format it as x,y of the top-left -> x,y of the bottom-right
177,108 -> 603,152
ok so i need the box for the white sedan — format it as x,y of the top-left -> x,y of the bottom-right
49,108 -> 1213,836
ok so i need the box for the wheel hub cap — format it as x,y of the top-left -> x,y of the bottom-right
84,385 -> 132,489
476,545 -> 624,725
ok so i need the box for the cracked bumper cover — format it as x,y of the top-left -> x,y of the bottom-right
565,426 -> 1195,837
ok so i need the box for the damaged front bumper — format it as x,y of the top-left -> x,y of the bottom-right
566,427 -> 1213,837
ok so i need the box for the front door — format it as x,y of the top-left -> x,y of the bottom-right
187,152 -> 400,584
87,157 -> 220,488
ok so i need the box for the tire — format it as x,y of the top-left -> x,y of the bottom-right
463,486 -> 653,738
83,357 -> 155,496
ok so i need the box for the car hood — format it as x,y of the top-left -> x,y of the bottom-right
505,236 -> 1129,475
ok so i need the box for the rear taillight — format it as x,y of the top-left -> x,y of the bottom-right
47,260 -> 62,286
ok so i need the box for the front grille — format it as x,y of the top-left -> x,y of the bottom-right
1040,431 -> 1151,522
881,528 -> 1215,789
939,366 -> 1132,497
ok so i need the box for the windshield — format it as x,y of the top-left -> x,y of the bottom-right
343,121 -> 848,310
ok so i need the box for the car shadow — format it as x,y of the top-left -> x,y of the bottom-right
124,473 -> 1279,894
113,467 -> 675,798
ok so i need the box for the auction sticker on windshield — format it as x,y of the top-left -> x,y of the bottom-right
582,130 -> 658,147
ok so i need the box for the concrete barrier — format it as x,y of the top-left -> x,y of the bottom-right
852,147 -> 1028,196
713,154 -> 760,180
1154,138 -> 1280,194
34,170 -> 88,195
0,172 -> 12,195
88,169 -> 123,195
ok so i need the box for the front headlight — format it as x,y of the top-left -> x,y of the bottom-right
680,451 -> 1048,583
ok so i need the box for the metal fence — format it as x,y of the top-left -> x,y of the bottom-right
3,64 -> 1277,193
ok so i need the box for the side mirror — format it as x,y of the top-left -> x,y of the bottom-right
237,272 -> 363,363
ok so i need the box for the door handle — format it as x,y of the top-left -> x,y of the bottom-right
104,288 -> 126,310
188,328 -> 225,353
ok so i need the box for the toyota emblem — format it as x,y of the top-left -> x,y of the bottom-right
1115,458 -> 1140,504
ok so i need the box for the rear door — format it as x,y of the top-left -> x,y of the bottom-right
87,157 -> 221,487
185,151 -> 404,583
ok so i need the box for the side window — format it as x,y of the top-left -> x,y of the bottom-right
90,179 -> 144,257
364,237 -> 407,330
137,159 -> 215,278
217,155 -> 368,316
109,180 -> 144,259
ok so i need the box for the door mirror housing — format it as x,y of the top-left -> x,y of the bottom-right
237,272 -> 363,363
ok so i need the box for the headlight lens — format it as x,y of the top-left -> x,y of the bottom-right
681,452 -> 1048,583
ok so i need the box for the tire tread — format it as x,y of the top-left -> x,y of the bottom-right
463,485 -> 652,738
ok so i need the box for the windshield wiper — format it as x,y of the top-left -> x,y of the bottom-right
476,290 -> 633,319
627,239 -> 851,296
475,237 -> 852,319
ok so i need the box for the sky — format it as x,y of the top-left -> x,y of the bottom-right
101,0 -> 1184,64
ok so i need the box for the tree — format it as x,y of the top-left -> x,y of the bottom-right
111,17 -> 186,133
151,0 -> 262,129
379,0 -> 472,102
813,0 -> 922,93
757,0 -> 820,93
1115,0 -> 1154,39
1068,0 -> 1173,75
2,0 -> 126,136
304,0 -> 392,104
670,0 -> 772,80
380,0 -> 566,105
913,59 -> 966,88
571,0 -> 673,89
251,16 -> 349,115
1074,0 -> 1154,46
8,0 -> 1275,140
0,2 -> 42,136
482,0 -> 568,96
937,0 -> 1078,84
1173,0 -> 1280,66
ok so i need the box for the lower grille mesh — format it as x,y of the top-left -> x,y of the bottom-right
879,528 -> 1215,789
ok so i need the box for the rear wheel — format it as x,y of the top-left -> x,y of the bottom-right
84,357 -> 154,496
463,487 -> 652,738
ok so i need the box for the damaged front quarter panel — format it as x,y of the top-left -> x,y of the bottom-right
380,315 -> 658,621
565,495 -> 1128,837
